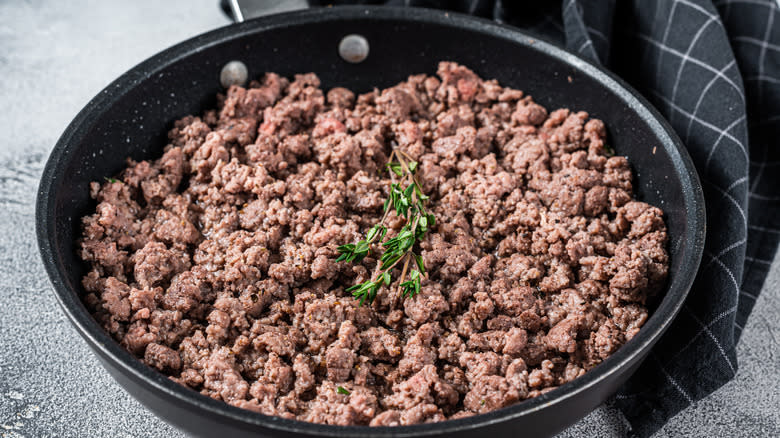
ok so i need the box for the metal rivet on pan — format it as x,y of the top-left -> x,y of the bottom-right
339,34 -> 369,64
220,60 -> 248,88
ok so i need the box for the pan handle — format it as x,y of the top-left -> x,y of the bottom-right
220,0 -> 310,23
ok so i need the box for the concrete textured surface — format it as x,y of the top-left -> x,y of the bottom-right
0,1 -> 777,437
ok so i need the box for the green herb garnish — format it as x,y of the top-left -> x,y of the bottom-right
337,150 -> 434,306
103,177 -> 121,184
336,386 -> 350,395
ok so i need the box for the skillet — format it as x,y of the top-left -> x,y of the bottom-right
35,6 -> 705,438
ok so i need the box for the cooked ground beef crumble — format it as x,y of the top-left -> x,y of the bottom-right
78,62 -> 668,425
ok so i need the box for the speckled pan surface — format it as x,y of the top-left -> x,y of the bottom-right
36,6 -> 705,438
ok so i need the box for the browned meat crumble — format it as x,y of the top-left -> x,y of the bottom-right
78,62 -> 668,426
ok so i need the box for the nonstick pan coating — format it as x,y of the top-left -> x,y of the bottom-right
36,6 -> 705,438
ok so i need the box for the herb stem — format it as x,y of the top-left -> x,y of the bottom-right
396,254 -> 411,299
337,148 -> 434,306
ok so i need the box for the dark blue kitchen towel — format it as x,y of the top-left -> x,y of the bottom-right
312,0 -> 780,436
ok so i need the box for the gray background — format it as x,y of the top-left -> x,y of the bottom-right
0,1 -> 777,437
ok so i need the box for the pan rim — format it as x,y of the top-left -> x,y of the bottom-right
36,5 -> 706,437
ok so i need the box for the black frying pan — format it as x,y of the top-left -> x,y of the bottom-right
35,6 -> 705,438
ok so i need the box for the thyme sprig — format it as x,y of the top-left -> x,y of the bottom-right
337,150 -> 434,306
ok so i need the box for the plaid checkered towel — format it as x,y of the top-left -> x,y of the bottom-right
314,0 -> 780,435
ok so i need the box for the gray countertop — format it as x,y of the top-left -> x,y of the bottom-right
1,1 -> 777,437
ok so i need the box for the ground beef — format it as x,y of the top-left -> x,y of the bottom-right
78,62 -> 668,426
